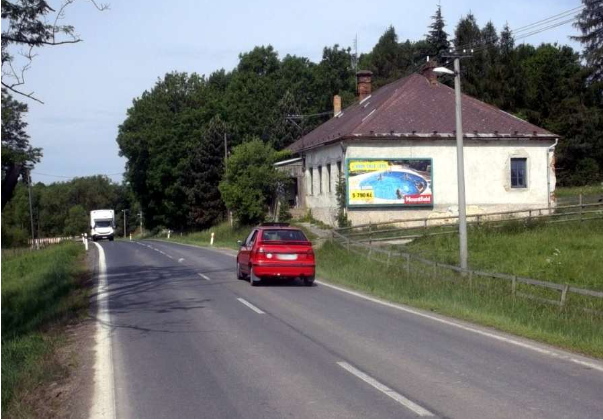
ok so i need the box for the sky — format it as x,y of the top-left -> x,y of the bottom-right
13,0 -> 583,185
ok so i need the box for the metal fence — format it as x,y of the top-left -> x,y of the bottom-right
336,200 -> 603,245
331,214 -> 603,315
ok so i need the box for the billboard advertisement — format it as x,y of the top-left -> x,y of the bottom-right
346,158 -> 433,207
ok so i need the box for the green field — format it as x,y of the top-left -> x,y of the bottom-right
1,243 -> 88,417
316,239 -> 603,358
403,219 -> 603,291
555,184 -> 603,198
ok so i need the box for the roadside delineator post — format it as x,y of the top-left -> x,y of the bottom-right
210,232 -> 215,246
129,233 -> 132,241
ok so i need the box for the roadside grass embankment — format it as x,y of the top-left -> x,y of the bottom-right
316,238 -> 603,359
158,221 -> 319,250
1,242 -> 88,417
160,222 -> 253,250
555,184 -> 603,198
404,219 -> 603,291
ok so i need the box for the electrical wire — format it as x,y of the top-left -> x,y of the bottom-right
32,171 -> 123,179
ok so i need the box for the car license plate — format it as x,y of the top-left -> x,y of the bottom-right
277,253 -> 297,261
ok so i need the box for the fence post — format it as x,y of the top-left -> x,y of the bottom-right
560,284 -> 569,308
386,251 -> 391,267
579,194 -> 583,223
432,262 -> 437,279
346,237 -> 350,251
406,254 -> 411,277
528,210 -> 532,223
476,215 -> 481,227
468,270 -> 473,290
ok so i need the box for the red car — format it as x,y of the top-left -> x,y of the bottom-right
236,223 -> 315,286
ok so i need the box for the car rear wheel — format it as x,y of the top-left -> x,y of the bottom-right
303,275 -> 315,287
250,267 -> 260,287
236,262 -> 245,280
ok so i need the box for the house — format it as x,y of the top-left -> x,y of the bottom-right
280,62 -> 559,226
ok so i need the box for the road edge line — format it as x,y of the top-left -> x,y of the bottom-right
317,280 -> 603,373
89,242 -> 117,418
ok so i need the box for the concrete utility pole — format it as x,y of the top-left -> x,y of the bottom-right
138,211 -> 144,236
436,51 -> 472,271
122,209 -> 129,239
27,170 -> 38,249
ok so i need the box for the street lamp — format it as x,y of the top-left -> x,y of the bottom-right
434,61 -> 468,271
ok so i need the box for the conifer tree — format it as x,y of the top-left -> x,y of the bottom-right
187,115 -> 228,229
426,4 -> 450,60
571,0 -> 603,82
267,90 -> 303,151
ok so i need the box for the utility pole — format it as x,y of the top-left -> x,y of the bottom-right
122,209 -> 129,239
27,170 -> 38,249
138,211 -> 144,236
437,50 -> 472,271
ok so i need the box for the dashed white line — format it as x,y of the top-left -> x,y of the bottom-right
237,298 -> 265,314
337,361 -> 433,417
198,273 -> 210,281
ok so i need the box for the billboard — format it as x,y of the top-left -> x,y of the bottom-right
346,158 -> 433,208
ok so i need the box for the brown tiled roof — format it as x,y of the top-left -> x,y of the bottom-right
289,73 -> 558,153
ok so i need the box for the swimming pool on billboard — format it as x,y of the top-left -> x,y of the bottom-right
359,170 -> 430,200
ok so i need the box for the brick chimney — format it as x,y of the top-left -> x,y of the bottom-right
421,60 -> 438,85
333,95 -> 342,116
356,70 -> 373,101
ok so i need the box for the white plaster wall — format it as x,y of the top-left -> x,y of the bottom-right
302,139 -> 557,226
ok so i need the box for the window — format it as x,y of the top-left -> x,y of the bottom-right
261,229 -> 308,242
246,230 -> 258,246
318,166 -> 323,194
511,158 -> 527,188
327,163 -> 332,193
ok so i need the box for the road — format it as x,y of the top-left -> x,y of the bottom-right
91,239 -> 603,418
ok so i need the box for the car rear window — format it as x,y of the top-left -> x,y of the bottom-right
261,229 -> 308,242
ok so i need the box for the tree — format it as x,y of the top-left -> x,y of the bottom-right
219,139 -> 289,225
1,88 -> 42,209
64,204 -> 88,236
454,13 -> 483,97
426,4 -> 450,60
367,26 -> 404,87
571,0 -> 603,82
1,0 -> 107,102
267,90 -> 303,150
187,115 -> 227,229
117,72 -> 210,230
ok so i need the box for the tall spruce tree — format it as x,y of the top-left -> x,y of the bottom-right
187,115 -> 227,229
267,90 -> 303,151
426,4 -> 450,60
571,0 -> 603,82
454,13 -> 483,97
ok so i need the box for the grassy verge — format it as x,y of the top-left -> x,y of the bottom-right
158,221 -> 319,249
316,240 -> 603,358
555,184 -> 603,198
403,219 -> 603,291
1,242 -> 88,417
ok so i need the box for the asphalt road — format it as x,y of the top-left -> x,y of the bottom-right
93,239 -> 603,418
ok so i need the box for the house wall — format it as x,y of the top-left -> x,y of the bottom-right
302,139 -> 557,226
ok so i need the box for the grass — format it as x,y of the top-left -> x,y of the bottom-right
159,221 -> 320,249
403,219 -> 603,291
555,184 -> 603,198
1,242 -> 88,417
316,240 -> 603,358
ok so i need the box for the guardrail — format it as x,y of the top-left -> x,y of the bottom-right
331,229 -> 603,315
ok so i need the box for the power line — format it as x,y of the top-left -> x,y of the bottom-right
32,171 -> 123,179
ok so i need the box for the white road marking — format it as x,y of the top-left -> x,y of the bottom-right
237,298 -> 265,314
198,273 -> 210,281
90,242 -> 117,419
337,361 -> 433,417
317,281 -> 603,373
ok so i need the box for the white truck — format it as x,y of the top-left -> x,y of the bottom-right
90,209 -> 115,241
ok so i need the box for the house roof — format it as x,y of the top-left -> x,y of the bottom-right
289,73 -> 558,153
